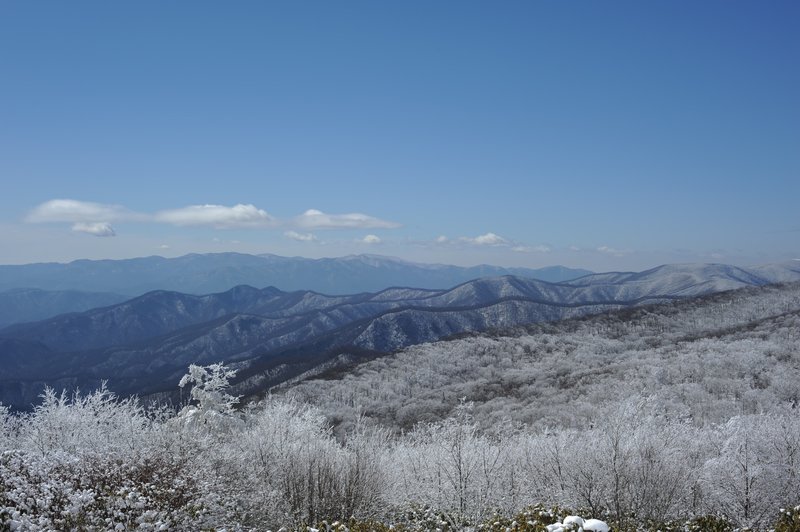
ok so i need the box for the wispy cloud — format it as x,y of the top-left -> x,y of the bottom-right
361,234 -> 382,244
293,209 -> 400,230
439,232 -> 551,253
461,232 -> 508,246
512,244 -> 551,253
154,204 -> 275,228
26,199 -> 140,223
71,222 -> 116,237
26,200 -> 401,236
284,230 -> 317,242
597,245 -> 632,257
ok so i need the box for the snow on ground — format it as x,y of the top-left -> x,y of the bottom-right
546,516 -> 609,532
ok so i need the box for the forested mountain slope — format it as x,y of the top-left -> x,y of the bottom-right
287,282 -> 800,432
2,262 -> 799,410
0,276 -> 640,409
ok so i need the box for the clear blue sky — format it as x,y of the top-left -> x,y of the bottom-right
1,1 -> 798,271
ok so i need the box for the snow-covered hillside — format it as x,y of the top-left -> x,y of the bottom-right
288,282 -> 800,431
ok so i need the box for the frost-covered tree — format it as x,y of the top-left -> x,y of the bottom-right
388,400 -> 513,527
700,414 -> 799,529
177,362 -> 241,432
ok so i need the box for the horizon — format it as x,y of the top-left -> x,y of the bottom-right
2,249 -> 799,274
2,2 -> 798,270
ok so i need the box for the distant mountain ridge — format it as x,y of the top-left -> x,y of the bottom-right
2,260 -> 799,410
0,253 -> 594,297
0,288 -> 128,328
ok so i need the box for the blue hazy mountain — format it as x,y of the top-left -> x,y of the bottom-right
0,288 -> 128,328
0,253 -> 593,296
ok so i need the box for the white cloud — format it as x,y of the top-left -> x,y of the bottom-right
26,199 -> 139,223
435,235 -> 449,243
569,245 -> 581,251
155,204 -> 274,228
597,245 -> 632,256
293,209 -> 401,230
71,222 -> 116,237
361,234 -> 382,244
512,244 -> 551,253
27,199 -> 400,237
159,244 -> 170,249
284,230 -> 317,242
462,232 -> 508,246
474,233 -> 506,245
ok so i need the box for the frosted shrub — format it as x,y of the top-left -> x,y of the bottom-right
197,397 -> 390,529
0,448 -> 212,530
178,362 -> 242,433
19,384 -> 151,459
775,505 -> 800,532
4,360 -> 800,530
0,404 -> 12,451
0,387 -> 216,530
700,414 -> 797,530
387,401 -> 513,527
218,398 -> 336,527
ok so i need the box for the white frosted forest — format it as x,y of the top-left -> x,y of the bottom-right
2,283 -> 800,531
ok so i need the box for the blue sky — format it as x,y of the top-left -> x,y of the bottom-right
1,1 -> 798,271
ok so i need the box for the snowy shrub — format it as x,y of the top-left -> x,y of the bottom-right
0,405 -> 10,447
0,448 -> 217,530
19,384 -> 151,459
4,358 -> 800,530
177,362 -> 242,433
683,514 -> 736,531
386,400 -> 515,527
774,505 -> 800,532
699,415 -> 792,529
188,396 -> 391,530
475,504 -> 567,532
0,385 -> 219,530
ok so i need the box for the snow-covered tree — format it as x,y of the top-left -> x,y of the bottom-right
177,362 -> 241,432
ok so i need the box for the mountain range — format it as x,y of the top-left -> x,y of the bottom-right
0,252 -> 593,297
2,260 -> 799,410
0,253 -> 591,327
0,288 -> 128,328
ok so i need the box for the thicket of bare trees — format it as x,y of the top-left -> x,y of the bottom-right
2,284 -> 800,530
2,372 -> 799,530
289,283 -> 800,433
